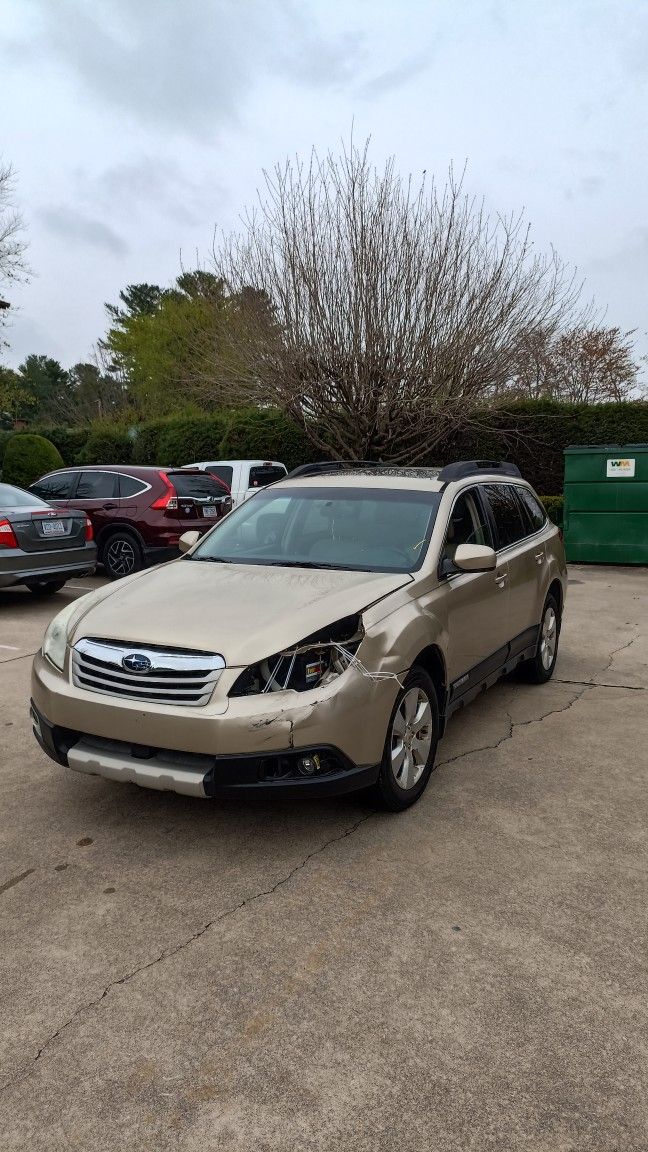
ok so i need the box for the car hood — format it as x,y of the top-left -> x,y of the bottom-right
70,560 -> 412,666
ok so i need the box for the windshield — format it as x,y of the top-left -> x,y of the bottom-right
188,486 -> 441,572
0,483 -> 48,509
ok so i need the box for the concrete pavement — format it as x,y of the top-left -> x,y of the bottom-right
0,567 -> 647,1150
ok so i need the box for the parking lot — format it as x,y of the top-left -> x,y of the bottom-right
1,564 -> 647,1151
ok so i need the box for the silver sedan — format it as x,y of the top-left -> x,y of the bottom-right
0,482 -> 97,594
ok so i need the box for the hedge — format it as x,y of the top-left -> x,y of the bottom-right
76,427 -> 133,465
31,426 -> 89,466
2,434 -> 64,488
15,400 -> 648,495
0,429 -> 13,471
429,400 -> 648,496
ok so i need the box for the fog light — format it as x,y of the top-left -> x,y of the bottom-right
297,754 -> 321,776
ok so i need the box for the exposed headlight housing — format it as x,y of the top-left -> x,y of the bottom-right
230,615 -> 364,697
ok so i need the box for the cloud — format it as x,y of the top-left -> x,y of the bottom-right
358,52 -> 431,99
74,157 -> 227,227
18,0 -> 362,137
39,207 -> 129,255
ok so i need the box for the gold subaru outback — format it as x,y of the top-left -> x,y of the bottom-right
31,461 -> 566,811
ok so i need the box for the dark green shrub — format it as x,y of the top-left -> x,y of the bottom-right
2,434 -> 64,487
540,495 -> 564,526
76,427 -> 133,465
158,415 -> 229,465
0,429 -> 13,472
35,426 -> 89,466
429,401 -> 648,495
130,420 -> 167,465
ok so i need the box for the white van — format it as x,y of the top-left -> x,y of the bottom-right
183,460 -> 288,508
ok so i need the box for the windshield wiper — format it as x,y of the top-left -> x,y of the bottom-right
261,560 -> 369,571
188,555 -> 233,563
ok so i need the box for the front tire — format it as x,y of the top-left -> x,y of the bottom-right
371,667 -> 440,812
520,594 -> 560,683
102,531 -> 143,580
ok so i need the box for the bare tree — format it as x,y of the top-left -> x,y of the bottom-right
511,326 -> 641,403
0,162 -> 28,294
208,142 -> 586,461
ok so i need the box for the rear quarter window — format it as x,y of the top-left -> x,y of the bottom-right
119,474 -> 150,498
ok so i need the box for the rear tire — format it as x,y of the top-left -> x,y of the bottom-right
102,531 -> 143,580
26,580 -> 66,596
519,594 -> 561,684
370,667 -> 440,812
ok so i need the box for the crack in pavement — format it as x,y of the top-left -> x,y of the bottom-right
0,650 -> 38,667
555,678 -> 647,692
438,631 -> 644,770
0,811 -> 374,1096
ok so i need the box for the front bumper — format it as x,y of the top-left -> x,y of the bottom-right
31,646 -> 397,798
30,700 -> 379,798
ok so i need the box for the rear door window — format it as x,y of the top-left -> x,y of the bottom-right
76,471 -> 118,499
171,473 -> 228,499
30,472 -> 78,500
516,488 -> 547,533
482,484 -> 528,549
248,465 -> 287,489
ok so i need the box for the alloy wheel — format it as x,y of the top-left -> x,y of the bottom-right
107,538 -> 136,576
390,687 -> 433,790
540,604 -> 558,670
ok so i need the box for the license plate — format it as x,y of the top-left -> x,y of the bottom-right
42,519 -> 66,536
202,506 -> 219,518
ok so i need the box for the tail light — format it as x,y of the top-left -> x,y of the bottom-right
0,518 -> 19,548
151,472 -> 178,511
85,517 -> 94,541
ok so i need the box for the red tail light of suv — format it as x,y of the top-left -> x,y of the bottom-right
30,466 -> 232,579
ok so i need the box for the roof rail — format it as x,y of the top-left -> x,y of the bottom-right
286,461 -> 386,479
437,459 -> 521,482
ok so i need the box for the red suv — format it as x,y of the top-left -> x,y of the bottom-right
30,466 -> 232,579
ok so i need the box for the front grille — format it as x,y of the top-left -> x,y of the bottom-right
72,638 -> 225,707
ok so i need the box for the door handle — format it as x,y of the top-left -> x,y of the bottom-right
534,551 -> 544,565
495,570 -> 508,588
102,503 -> 118,510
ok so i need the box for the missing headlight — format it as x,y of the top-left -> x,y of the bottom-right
230,614 -> 364,697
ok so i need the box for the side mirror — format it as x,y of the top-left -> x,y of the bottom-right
452,543 -> 497,572
179,530 -> 200,554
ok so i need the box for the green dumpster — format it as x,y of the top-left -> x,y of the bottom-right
563,444 -> 648,564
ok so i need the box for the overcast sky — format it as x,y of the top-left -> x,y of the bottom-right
1,0 -> 646,379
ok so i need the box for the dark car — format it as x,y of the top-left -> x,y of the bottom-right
30,466 -> 232,579
0,482 -> 96,594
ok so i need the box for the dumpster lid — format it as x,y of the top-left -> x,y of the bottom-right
564,443 -> 648,454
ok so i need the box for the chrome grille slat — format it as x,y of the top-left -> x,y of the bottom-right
72,638 -> 225,707
71,654 -> 221,687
